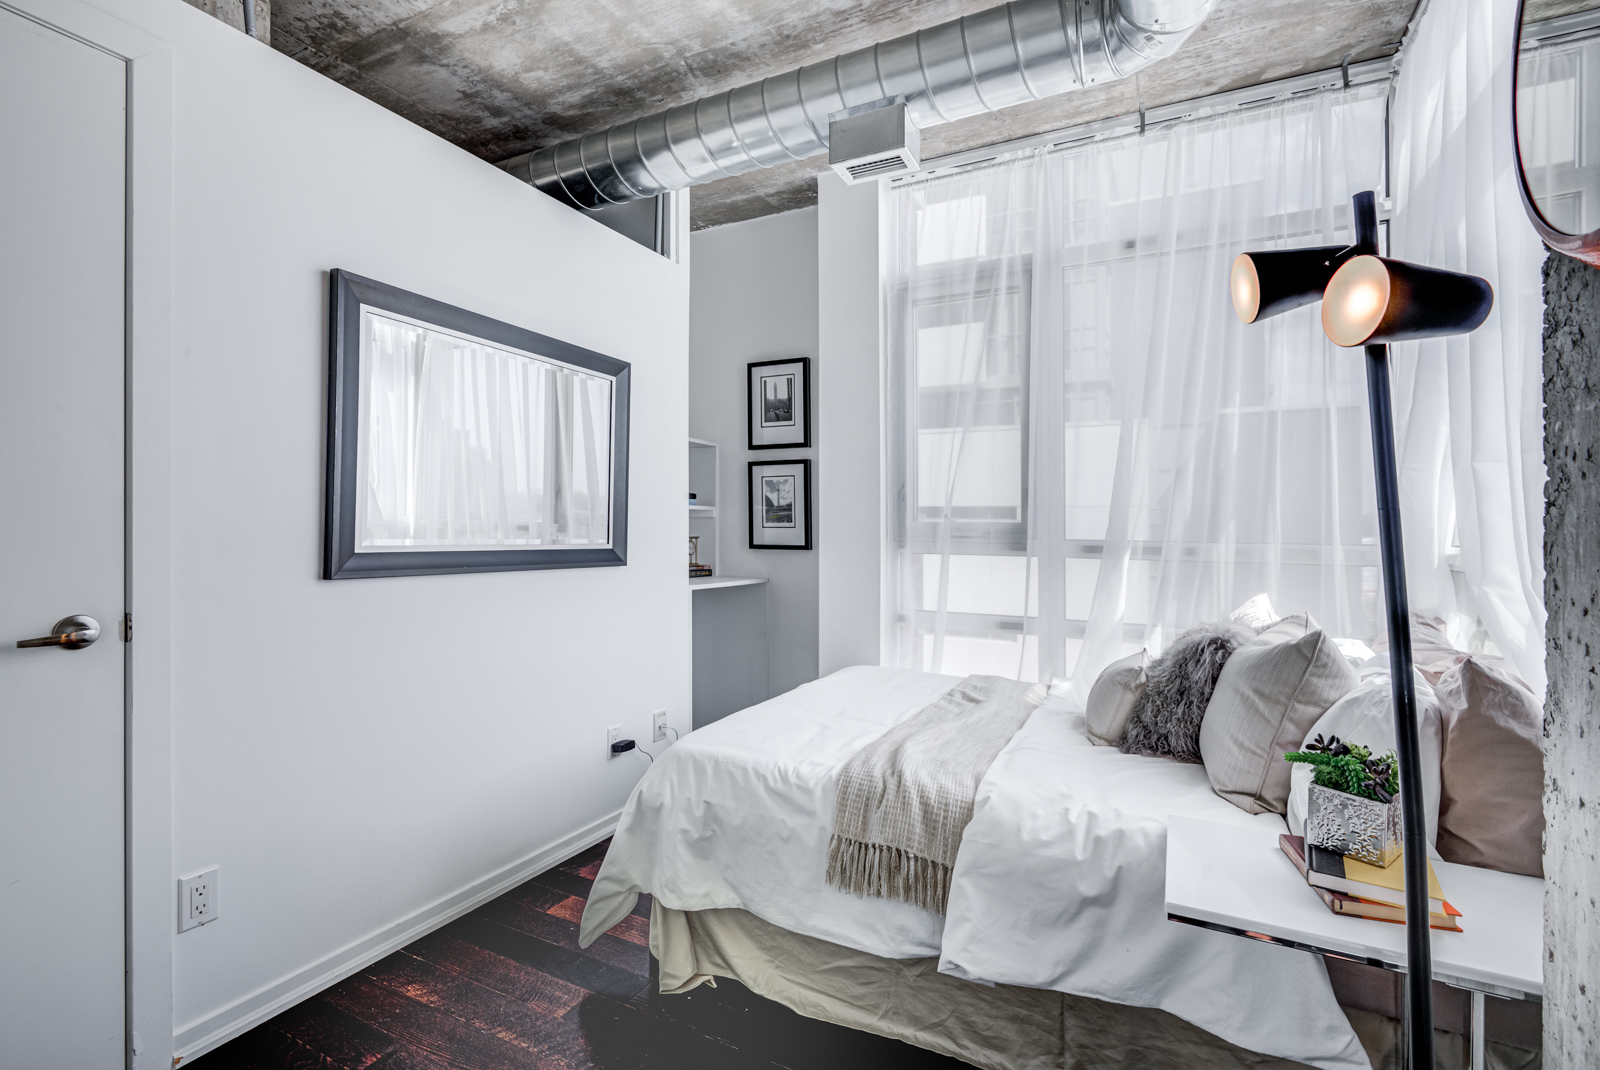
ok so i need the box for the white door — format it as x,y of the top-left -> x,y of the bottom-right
0,7 -> 128,1066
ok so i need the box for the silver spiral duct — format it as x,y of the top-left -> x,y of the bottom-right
498,0 -> 1218,209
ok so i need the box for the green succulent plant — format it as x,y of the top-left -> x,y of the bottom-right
1283,734 -> 1399,803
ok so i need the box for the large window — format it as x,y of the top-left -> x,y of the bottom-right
884,84 -> 1390,690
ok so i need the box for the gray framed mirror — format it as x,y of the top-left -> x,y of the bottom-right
1516,1 -> 1600,264
323,270 -> 631,579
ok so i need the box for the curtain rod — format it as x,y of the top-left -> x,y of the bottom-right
894,54 -> 1397,183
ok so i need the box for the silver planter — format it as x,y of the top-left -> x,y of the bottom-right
1305,783 -> 1402,867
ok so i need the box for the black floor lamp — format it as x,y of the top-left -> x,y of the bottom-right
1230,191 -> 1493,1070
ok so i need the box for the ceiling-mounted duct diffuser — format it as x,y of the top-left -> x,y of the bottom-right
830,99 -> 920,184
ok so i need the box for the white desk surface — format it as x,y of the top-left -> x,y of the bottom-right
1165,816 -> 1543,1000
689,576 -> 768,590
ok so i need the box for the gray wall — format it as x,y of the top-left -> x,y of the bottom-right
1541,251 -> 1600,1067
690,208 -> 820,697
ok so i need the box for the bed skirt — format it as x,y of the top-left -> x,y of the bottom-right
649,901 -> 1315,1070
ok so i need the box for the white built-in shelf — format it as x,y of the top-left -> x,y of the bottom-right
690,576 -> 768,591
688,437 -> 720,575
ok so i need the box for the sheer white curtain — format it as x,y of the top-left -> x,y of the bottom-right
1388,0 -> 1548,693
884,84 -> 1390,694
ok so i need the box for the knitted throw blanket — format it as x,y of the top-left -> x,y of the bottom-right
826,675 -> 1047,915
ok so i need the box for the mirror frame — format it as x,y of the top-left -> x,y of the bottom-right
323,269 -> 632,580
1514,0 -> 1600,267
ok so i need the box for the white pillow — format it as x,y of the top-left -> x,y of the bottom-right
1332,637 -> 1375,666
1284,670 -> 1442,849
1084,651 -> 1146,746
1228,593 -> 1278,630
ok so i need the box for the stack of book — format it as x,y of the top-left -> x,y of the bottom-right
1279,835 -> 1462,931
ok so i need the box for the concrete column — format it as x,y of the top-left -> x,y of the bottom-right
817,173 -> 886,675
1541,250 -> 1600,1067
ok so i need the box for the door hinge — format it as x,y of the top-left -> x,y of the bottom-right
121,612 -> 133,642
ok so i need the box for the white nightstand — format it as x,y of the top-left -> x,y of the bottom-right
1164,815 -> 1543,1070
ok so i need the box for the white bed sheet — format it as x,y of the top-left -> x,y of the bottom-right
941,701 -> 1371,1070
581,665 -> 1369,1070
580,665 -> 960,958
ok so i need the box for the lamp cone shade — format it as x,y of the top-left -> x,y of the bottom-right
1322,255 -> 1494,346
1231,246 -> 1350,323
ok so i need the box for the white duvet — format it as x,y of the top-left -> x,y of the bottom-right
581,665 -> 1370,1070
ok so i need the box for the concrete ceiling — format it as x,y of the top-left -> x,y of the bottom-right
271,0 -> 1422,230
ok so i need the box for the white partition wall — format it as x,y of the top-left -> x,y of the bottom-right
1,2 -> 691,1065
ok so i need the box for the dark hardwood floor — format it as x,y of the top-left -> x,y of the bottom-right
190,839 -> 965,1070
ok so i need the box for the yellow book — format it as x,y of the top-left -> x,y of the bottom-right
1306,843 -> 1445,913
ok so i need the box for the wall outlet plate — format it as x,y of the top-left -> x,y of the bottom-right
653,709 -> 668,742
606,725 -> 623,761
178,867 -> 219,932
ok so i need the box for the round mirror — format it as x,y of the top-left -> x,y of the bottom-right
1516,1 -> 1600,264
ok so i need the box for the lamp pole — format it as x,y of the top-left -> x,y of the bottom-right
1351,190 -> 1434,1070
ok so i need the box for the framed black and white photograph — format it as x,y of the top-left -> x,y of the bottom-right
748,459 -> 811,550
323,269 -> 630,579
747,357 -> 810,450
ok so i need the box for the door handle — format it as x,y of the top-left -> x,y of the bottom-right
16,615 -> 100,649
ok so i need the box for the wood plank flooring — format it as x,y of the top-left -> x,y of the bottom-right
190,839 -> 964,1070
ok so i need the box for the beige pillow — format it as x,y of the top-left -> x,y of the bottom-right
1369,612 -> 1464,683
1085,651 -> 1146,746
1199,614 -> 1360,815
1434,657 -> 1544,877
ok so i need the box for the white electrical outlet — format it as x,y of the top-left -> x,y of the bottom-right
606,724 -> 623,761
653,709 -> 669,743
178,867 -> 219,932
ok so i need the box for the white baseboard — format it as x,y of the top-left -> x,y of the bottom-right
172,809 -> 622,1063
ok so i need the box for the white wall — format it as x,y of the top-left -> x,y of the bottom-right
690,208 -> 819,696
74,1 -> 689,1060
817,174 -> 886,676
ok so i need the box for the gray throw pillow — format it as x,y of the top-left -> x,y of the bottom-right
1119,622 -> 1255,763
1434,657 -> 1544,877
1084,651 -> 1147,746
1200,613 -> 1360,815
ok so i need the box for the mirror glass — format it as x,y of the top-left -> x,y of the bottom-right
355,308 -> 615,553
1519,2 -> 1600,235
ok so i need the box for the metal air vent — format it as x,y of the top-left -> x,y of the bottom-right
829,99 -> 920,185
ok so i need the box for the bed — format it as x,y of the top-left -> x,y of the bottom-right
579,665 -> 1373,1070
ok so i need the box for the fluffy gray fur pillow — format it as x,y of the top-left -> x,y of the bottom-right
1119,621 -> 1256,763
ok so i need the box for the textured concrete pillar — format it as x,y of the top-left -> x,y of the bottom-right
1542,250 -> 1600,1067
182,0 -> 270,46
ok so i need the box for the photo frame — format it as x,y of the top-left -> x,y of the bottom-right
324,269 -> 630,579
747,357 -> 811,450
748,459 -> 812,550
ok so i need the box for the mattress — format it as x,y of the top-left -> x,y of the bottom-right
581,666 -> 956,958
581,665 -> 1371,1070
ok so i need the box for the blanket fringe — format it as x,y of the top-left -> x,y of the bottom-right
826,834 -> 952,916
